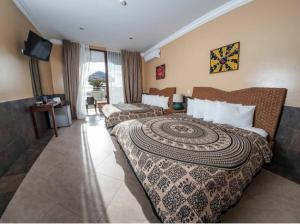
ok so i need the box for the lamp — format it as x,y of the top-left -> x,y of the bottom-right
173,94 -> 183,110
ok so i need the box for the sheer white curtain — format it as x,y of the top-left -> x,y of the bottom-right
76,44 -> 91,119
107,51 -> 124,104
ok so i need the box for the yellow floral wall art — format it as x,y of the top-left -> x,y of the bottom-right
210,42 -> 240,74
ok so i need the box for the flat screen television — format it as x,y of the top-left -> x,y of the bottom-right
23,31 -> 53,61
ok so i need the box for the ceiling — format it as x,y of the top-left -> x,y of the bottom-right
14,0 -> 233,52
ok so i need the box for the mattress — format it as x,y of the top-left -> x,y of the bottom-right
111,114 -> 272,222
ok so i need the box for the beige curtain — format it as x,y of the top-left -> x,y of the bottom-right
63,40 -> 80,119
29,57 -> 42,97
121,50 -> 142,103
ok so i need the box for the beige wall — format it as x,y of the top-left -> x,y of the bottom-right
143,0 -> 300,107
50,44 -> 65,94
0,0 -> 53,102
39,60 -> 54,95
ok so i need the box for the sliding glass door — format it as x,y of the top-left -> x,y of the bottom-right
86,50 -> 108,105
107,51 -> 124,104
82,49 -> 124,116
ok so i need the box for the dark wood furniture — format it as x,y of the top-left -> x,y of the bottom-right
30,104 -> 58,138
164,108 -> 186,115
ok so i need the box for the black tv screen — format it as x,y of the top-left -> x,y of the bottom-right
23,31 -> 52,61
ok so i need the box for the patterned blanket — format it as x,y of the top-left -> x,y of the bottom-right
111,115 -> 272,222
102,103 -> 163,128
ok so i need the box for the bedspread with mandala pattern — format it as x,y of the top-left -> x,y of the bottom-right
111,114 -> 272,222
102,103 -> 164,128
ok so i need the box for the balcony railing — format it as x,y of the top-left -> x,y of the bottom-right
86,86 -> 107,102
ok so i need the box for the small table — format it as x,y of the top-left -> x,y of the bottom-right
30,104 -> 58,138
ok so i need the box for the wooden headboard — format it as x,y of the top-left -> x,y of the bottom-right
192,87 -> 287,141
149,87 -> 176,108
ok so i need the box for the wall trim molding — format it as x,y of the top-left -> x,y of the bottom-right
13,0 -> 45,37
141,0 -> 253,57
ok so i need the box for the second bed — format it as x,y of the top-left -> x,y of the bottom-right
102,87 -> 176,128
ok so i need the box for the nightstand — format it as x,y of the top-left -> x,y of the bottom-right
164,108 -> 186,115
172,109 -> 187,114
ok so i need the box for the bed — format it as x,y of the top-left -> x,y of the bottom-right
111,87 -> 287,222
102,87 -> 176,128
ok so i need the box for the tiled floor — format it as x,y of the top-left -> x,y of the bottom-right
0,131 -> 53,216
1,115 -> 300,223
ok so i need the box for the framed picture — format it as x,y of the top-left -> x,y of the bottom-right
156,64 -> 165,80
210,42 -> 240,74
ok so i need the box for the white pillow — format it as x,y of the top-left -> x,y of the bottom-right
238,105 -> 256,127
193,99 -> 206,119
203,100 -> 219,122
241,127 -> 268,138
187,98 -> 195,116
142,94 -> 149,104
142,94 -> 155,106
142,94 -> 169,109
214,102 -> 239,125
214,101 -> 256,128
157,95 -> 169,109
142,94 -> 154,105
